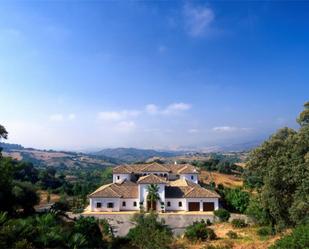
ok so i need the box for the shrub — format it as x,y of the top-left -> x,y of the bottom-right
269,223 -> 309,249
226,230 -> 238,239
214,209 -> 230,222
127,212 -> 173,249
224,188 -> 250,213
184,220 -> 216,241
245,196 -> 270,225
231,219 -> 247,228
257,226 -> 273,236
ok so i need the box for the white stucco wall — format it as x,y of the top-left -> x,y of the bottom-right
180,173 -> 198,184
165,198 -> 186,211
90,198 -> 120,212
113,174 -> 131,183
119,198 -> 139,211
185,198 -> 219,211
138,183 -> 166,211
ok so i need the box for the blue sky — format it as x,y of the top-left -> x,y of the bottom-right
0,1 -> 308,150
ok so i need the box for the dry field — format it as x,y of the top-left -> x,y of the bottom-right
176,223 -> 284,249
199,171 -> 243,188
38,190 -> 61,205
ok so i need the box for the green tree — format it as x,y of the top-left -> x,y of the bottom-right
245,101 -> 309,228
224,188 -> 250,213
270,223 -> 309,249
0,124 -> 8,140
297,101 -> 309,127
12,181 -> 39,214
146,184 -> 160,211
0,124 -> 8,157
127,212 -> 173,249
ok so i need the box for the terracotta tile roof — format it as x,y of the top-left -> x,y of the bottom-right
112,163 -> 198,174
184,186 -> 220,198
177,164 -> 198,174
141,162 -> 170,172
137,174 -> 167,184
89,180 -> 138,198
112,165 -> 133,174
166,179 -> 220,198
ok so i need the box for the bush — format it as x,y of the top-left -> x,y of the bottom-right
257,226 -> 273,236
269,223 -> 309,249
127,212 -> 173,249
226,230 -> 238,239
231,219 -> 247,228
185,220 -> 216,241
223,188 -> 250,213
214,209 -> 230,222
245,196 -> 270,225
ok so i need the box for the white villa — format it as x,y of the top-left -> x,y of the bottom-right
88,162 -> 220,212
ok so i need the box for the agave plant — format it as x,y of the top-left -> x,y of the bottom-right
67,233 -> 87,249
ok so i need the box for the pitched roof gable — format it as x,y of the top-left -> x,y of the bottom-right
137,174 -> 167,184
89,180 -> 138,198
141,162 -> 170,172
112,163 -> 198,174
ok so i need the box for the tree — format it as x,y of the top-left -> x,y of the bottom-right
0,124 -> 8,140
127,212 -> 173,249
0,124 -> 8,157
146,184 -> 160,211
270,223 -> 309,249
297,101 -> 309,127
224,188 -> 250,213
245,101 -> 309,228
12,181 -> 39,214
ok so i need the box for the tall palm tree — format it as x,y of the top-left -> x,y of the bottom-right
146,184 -> 160,211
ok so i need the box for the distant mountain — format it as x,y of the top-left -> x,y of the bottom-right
0,142 -> 24,150
92,147 -> 183,163
0,142 -> 120,169
198,140 -> 262,153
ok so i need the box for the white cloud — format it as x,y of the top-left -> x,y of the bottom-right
49,114 -> 63,122
212,126 -> 251,132
68,113 -> 76,120
188,129 -> 199,133
97,110 -> 140,121
183,4 -> 215,37
145,104 -> 159,114
145,102 -> 191,115
115,121 -> 136,132
163,102 -> 191,114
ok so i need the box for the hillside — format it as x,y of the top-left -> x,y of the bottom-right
1,143 -> 120,169
92,147 -> 183,163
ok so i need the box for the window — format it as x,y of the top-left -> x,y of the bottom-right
107,202 -> 114,208
133,201 -> 137,207
167,201 -> 171,207
96,202 -> 102,208
122,201 -> 126,207
191,175 -> 194,180
117,176 -> 120,180
178,201 -> 182,207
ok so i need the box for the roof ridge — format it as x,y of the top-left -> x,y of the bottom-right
88,183 -> 113,196
108,184 -> 123,197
